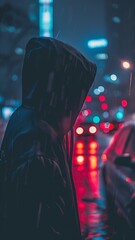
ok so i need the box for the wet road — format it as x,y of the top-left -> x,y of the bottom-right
72,133 -> 112,239
73,168 -> 110,239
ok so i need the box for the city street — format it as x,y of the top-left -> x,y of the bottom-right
72,133 -> 131,239
0,1 -> 135,239
72,133 -> 110,239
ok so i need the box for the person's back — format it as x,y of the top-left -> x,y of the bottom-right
0,37 -> 96,240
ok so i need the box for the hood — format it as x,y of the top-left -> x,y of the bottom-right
22,37 -> 97,135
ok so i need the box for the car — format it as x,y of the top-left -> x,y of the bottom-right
99,120 -> 123,134
102,122 -> 135,231
72,122 -> 99,169
74,122 -> 98,138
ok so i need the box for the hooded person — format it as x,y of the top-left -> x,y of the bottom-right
0,37 -> 97,240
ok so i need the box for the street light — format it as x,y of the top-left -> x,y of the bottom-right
121,61 -> 131,70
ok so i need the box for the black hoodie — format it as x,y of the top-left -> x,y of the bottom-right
0,37 -> 97,240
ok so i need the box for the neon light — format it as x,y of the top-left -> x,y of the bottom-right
39,0 -> 53,37
88,38 -> 108,49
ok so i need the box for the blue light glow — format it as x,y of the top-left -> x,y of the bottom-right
112,16 -> 121,23
39,0 -> 53,2
93,116 -> 101,124
94,89 -> 100,95
98,86 -> 105,93
88,38 -> 108,49
2,107 -> 14,120
103,111 -> 109,118
39,0 -> 53,37
116,111 -> 124,120
110,74 -> 117,81
95,53 -> 108,60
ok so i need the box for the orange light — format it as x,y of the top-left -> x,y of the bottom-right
76,142 -> 84,154
76,127 -> 84,135
76,142 -> 84,148
76,149 -> 84,154
89,149 -> 97,154
89,156 -> 98,170
89,126 -> 97,134
102,153 -> 107,162
76,156 -> 84,164
89,141 -> 98,149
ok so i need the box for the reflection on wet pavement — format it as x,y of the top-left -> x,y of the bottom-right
72,138 -> 110,239
72,167 -> 110,239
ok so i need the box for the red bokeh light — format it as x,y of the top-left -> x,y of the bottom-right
85,96 -> 92,103
83,109 -> 91,116
121,99 -> 128,108
109,123 -> 114,130
119,122 -> 123,128
99,95 -> 106,102
101,103 -> 108,110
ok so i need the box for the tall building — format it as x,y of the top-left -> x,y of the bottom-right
105,0 -> 135,114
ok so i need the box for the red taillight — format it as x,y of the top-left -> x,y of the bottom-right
76,156 -> 85,164
89,156 -> 98,170
76,127 -> 84,135
76,142 -> 84,154
109,123 -> 114,130
89,141 -> 98,154
89,126 -> 97,134
89,141 -> 98,149
76,142 -> 84,148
